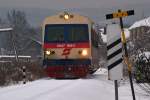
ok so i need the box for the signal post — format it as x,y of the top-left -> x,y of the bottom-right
106,9 -> 136,100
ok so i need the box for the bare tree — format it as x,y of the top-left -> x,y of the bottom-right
7,10 -> 31,54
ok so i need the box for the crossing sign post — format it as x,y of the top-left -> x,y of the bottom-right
106,10 -> 134,19
107,24 -> 123,80
106,9 -> 136,100
107,24 -> 123,100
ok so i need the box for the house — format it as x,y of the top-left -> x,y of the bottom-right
129,17 -> 150,41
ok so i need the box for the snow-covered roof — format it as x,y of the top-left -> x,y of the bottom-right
129,17 -> 150,29
29,37 -> 42,45
0,55 -> 31,58
0,28 -> 13,32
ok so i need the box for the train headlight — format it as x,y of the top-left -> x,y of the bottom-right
79,49 -> 88,56
46,50 -> 51,55
82,49 -> 88,56
64,14 -> 69,20
45,50 -> 55,55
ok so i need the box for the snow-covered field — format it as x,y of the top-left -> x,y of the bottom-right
0,68 -> 149,100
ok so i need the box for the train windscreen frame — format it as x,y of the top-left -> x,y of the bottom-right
44,24 -> 89,43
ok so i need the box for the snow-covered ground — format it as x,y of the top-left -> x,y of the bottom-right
0,68 -> 149,100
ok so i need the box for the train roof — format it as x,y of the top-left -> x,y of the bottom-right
43,12 -> 94,25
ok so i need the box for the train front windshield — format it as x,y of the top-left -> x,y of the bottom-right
44,24 -> 89,42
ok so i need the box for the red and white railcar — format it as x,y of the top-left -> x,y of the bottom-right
42,12 -> 100,78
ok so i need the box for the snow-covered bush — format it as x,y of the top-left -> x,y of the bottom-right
0,61 -> 46,86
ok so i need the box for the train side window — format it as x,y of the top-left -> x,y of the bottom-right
91,29 -> 98,48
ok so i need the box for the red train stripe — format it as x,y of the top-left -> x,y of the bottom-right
44,42 -> 90,48
45,66 -> 88,78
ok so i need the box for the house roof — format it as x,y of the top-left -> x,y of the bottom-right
0,28 -> 13,32
129,17 -> 150,29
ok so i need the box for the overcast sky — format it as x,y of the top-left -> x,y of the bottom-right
0,0 -> 150,9
1,0 -> 150,26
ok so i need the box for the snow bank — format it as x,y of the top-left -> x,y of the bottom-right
138,51 -> 150,58
101,32 -> 107,43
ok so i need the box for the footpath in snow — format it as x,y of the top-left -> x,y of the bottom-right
0,68 -> 149,100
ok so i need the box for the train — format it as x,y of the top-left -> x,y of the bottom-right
42,12 -> 100,78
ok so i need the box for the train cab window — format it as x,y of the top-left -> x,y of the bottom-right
68,25 -> 89,42
44,24 -> 89,43
44,25 -> 64,42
